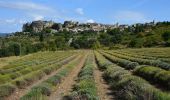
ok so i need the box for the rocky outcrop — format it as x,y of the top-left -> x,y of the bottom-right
63,21 -> 78,28
23,20 -> 54,33
52,23 -> 63,31
22,20 -> 121,34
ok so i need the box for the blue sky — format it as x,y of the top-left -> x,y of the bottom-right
0,0 -> 170,33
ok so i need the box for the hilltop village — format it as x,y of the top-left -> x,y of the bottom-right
22,20 -> 156,34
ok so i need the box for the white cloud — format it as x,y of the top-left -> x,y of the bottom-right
0,1 -> 53,12
26,13 -> 45,21
86,19 -> 95,23
75,8 -> 84,15
19,20 -> 27,24
5,19 -> 16,23
0,1 -> 64,22
114,11 -> 150,24
0,18 -> 26,25
33,15 -> 44,21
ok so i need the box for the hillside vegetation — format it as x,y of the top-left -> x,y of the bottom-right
0,21 -> 170,58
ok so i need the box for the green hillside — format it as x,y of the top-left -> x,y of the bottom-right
0,21 -> 170,58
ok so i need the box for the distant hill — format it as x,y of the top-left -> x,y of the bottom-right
0,33 -> 10,37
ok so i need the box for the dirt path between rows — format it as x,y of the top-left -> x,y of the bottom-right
5,55 -> 78,100
94,60 -> 114,100
49,54 -> 87,100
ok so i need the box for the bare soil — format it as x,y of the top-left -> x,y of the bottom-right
49,54 -> 87,100
94,60 -> 115,100
5,55 -> 79,100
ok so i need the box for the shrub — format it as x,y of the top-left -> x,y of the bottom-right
104,51 -> 170,70
9,72 -> 22,79
32,70 -> 46,80
21,83 -> 52,100
134,66 -> 162,80
72,79 -> 98,100
20,89 -> 47,100
100,51 -> 139,69
45,75 -> 62,86
94,51 -> 112,70
19,68 -> 32,75
134,66 -> 170,89
95,51 -> 170,100
32,83 -> 52,96
12,78 -> 27,89
0,84 -> 16,98
0,75 -> 11,84
155,71 -> 170,89
42,67 -> 54,75
21,54 -> 80,99
70,54 -> 99,100
24,71 -> 46,85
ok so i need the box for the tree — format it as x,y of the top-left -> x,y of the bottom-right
134,24 -> 144,33
39,33 -> 44,42
110,34 -> 122,44
162,32 -> 170,42
129,38 -> 144,48
8,42 -> 21,56
43,28 -> 51,33
92,40 -> 101,49
1,40 -> 5,47
143,36 -> 160,47
55,36 -> 66,49
0,48 -> 9,57
107,29 -> 123,44
161,32 -> 170,47
48,41 -> 56,51
98,33 -> 111,46
71,36 -> 88,49
107,28 -> 121,35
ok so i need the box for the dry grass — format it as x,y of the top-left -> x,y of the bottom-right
0,56 -> 20,68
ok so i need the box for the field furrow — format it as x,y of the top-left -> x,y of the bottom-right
49,52 -> 87,100
0,49 -> 170,100
99,51 -> 170,92
103,50 -> 170,70
95,51 -> 170,100
20,52 -> 85,100
93,59 -> 114,100
0,51 -> 77,99
66,52 -> 99,100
